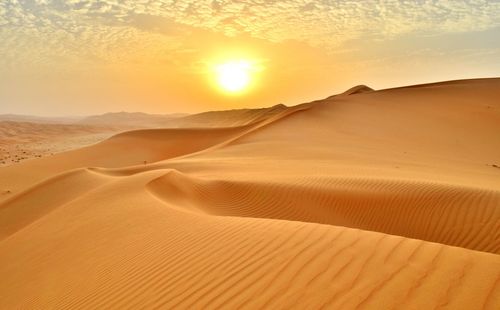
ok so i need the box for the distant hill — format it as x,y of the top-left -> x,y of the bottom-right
2,104 -> 289,130
0,114 -> 81,124
80,105 -> 289,129
79,112 -> 187,128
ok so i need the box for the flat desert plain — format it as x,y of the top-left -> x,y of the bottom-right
0,78 -> 499,309
0,121 -> 121,166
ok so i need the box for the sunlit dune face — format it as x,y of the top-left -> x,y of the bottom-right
214,60 -> 253,94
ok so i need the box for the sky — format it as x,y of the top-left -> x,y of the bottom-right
1,0 -> 499,116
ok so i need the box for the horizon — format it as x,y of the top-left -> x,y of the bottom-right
2,76 -> 499,118
1,1 -> 499,116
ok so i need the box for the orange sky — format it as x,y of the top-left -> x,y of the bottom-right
1,1 -> 499,116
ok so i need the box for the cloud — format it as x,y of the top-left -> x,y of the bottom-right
0,0 -> 499,72
131,0 -> 500,46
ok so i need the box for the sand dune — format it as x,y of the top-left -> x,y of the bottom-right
168,103 -> 289,128
0,105 -> 290,167
0,78 -> 499,308
146,172 -> 500,253
333,84 -> 374,97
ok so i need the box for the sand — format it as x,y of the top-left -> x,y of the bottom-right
0,121 -> 123,166
0,78 -> 499,309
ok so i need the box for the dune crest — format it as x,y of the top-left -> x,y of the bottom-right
146,171 -> 500,253
342,85 -> 374,95
0,78 -> 499,309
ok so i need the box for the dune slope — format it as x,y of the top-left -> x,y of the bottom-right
0,78 -> 499,309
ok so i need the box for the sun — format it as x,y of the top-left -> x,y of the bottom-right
214,60 -> 253,94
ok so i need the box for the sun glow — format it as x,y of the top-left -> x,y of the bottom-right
214,60 -> 253,94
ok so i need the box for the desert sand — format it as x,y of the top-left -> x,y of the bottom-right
0,78 -> 499,309
0,106 -> 290,167
0,121 -> 124,166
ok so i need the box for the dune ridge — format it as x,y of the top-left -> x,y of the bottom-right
0,78 -> 499,309
146,171 -> 500,253
334,85 -> 374,97
0,168 -> 114,241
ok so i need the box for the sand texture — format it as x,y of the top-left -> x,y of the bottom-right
0,121 -> 123,166
0,78 -> 499,309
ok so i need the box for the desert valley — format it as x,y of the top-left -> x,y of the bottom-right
0,78 -> 499,308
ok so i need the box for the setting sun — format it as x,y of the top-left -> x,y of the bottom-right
214,60 -> 253,94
